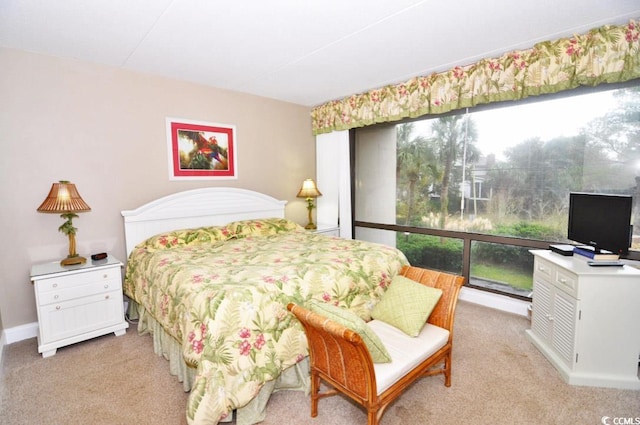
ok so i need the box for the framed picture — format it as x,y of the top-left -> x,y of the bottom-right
166,118 -> 237,180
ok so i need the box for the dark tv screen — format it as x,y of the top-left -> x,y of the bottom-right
567,192 -> 633,255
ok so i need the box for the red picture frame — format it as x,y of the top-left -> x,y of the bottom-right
166,118 -> 237,180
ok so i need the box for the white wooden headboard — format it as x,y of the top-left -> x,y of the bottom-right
121,187 -> 287,256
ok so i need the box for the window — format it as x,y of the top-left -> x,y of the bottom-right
354,83 -> 640,298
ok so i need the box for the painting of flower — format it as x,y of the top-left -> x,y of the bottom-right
166,118 -> 237,180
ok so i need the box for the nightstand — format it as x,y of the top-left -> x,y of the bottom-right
313,223 -> 340,237
30,254 -> 129,358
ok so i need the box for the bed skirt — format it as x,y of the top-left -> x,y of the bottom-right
127,300 -> 311,425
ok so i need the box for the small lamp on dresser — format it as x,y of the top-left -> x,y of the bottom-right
297,178 -> 322,230
37,180 -> 91,266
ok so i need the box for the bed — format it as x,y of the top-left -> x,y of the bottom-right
121,187 -> 408,425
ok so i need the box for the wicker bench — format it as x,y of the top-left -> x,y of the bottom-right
287,265 -> 464,425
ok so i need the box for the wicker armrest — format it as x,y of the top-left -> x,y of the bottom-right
288,303 -> 376,400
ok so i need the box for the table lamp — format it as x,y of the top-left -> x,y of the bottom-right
37,180 -> 91,266
296,178 -> 322,230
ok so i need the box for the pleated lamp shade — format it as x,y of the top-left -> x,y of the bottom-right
37,181 -> 91,213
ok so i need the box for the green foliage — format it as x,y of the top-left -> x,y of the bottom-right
396,220 -> 562,281
470,221 -> 562,273
472,242 -> 533,272
58,212 -> 78,235
390,86 -> 640,293
470,264 -> 533,290
397,233 -> 462,273
189,152 -> 211,169
493,221 -> 563,240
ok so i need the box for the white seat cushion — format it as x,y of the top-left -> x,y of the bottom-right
368,320 -> 449,394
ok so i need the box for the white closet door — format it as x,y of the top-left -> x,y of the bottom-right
316,131 -> 350,238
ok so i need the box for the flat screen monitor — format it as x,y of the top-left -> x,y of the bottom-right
567,192 -> 633,256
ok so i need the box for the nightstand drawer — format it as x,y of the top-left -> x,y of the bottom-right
38,290 -> 125,345
35,267 -> 121,294
37,278 -> 122,305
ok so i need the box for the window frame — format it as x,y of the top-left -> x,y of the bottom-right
350,80 -> 640,301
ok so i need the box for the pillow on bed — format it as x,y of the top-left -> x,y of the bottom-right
371,275 -> 443,337
225,218 -> 304,238
307,299 -> 391,363
139,226 -> 231,251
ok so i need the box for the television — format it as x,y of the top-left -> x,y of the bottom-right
567,192 -> 633,256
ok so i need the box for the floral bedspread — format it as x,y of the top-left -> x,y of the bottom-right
123,218 -> 408,425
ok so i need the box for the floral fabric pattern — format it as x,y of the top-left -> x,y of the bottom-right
224,217 -> 305,237
138,225 -> 232,252
124,227 -> 408,425
311,20 -> 640,135
136,218 -> 304,252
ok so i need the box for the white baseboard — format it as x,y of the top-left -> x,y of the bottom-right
0,329 -> 6,367
459,286 -> 530,317
4,322 -> 38,344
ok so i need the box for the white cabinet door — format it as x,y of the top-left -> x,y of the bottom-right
530,277 -> 552,341
549,289 -> 577,368
530,274 -> 578,369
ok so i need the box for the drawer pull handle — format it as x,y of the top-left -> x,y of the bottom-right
104,284 -> 109,289
54,295 -> 59,300
103,274 -> 108,279
56,306 -> 61,310
105,295 -> 110,299
52,283 -> 58,288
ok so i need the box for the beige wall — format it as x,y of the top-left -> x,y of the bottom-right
0,48 -> 315,330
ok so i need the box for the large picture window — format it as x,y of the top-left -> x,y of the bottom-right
354,83 -> 640,298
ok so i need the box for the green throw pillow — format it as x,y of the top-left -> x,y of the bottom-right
371,275 -> 443,337
307,299 -> 391,363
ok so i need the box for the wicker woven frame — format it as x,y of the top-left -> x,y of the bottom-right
287,265 -> 465,425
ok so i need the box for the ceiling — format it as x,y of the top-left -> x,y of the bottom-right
1,1 -> 639,107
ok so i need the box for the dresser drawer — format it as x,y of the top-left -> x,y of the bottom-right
533,257 -> 554,281
35,267 -> 120,294
554,268 -> 577,296
37,278 -> 122,305
533,256 -> 577,297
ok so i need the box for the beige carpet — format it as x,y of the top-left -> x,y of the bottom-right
1,301 -> 638,425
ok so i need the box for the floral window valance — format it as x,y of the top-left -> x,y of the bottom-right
311,20 -> 640,135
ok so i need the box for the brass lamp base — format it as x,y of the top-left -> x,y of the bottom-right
61,255 -> 86,266
304,198 -> 317,230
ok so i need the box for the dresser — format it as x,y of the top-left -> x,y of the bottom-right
30,254 -> 129,358
526,250 -> 640,389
